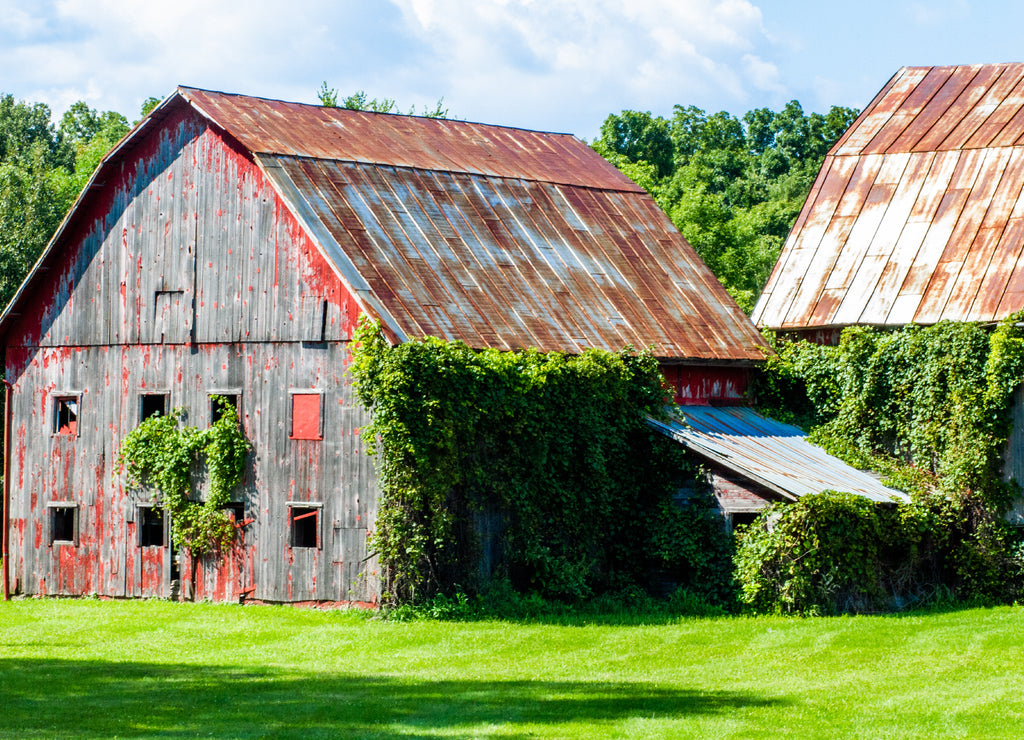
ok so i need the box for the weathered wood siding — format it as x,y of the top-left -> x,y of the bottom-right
4,108 -> 379,602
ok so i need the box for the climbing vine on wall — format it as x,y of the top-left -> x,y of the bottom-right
115,397 -> 250,558
350,316 -> 733,605
753,316 -> 1024,509
739,317 -> 1024,613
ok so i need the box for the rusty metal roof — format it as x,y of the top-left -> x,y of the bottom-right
179,87 -> 639,192
649,406 -> 909,503
174,88 -> 767,360
753,63 -> 1024,331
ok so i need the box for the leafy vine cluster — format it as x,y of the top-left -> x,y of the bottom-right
115,396 -> 250,558
350,317 -> 733,606
738,316 -> 1024,613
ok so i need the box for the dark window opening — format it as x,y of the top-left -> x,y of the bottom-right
224,502 -> 244,523
54,397 -> 79,436
140,393 -> 167,422
49,505 -> 77,545
210,394 -> 240,425
290,506 -> 319,548
730,512 -> 761,530
139,506 -> 165,547
290,393 -> 322,440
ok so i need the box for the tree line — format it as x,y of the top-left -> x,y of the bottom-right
593,102 -> 858,311
0,89 -> 854,313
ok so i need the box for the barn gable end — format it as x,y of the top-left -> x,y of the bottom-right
3,99 -> 377,602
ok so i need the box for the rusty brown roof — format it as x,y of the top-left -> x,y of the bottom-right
175,88 -> 767,360
179,87 -> 639,192
753,63 -> 1024,331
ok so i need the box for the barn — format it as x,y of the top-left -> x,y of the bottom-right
752,63 -> 1024,520
753,63 -> 1024,339
1,87 -> 788,603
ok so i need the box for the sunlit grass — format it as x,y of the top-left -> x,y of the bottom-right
1,599 -> 1023,738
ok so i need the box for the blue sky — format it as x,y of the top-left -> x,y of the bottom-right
1,0 -> 1020,140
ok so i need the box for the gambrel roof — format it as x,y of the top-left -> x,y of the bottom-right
9,86 -> 763,361
754,64 -> 1024,331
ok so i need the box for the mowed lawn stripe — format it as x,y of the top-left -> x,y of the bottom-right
1,600 -> 1023,738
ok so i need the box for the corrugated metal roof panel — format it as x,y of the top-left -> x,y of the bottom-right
753,63 -> 1024,331
649,406 -> 909,503
260,154 -> 768,360
179,86 -> 640,192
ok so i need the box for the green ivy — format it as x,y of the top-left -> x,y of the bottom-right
753,317 -> 1024,508
734,489 -> 1024,614
741,317 -> 1024,613
350,316 -> 733,605
115,397 -> 250,558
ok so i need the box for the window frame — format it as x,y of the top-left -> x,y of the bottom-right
138,391 -> 170,423
288,390 -> 324,441
47,501 -> 78,546
136,503 -> 168,548
51,392 -> 83,437
208,389 -> 242,426
287,501 -> 323,549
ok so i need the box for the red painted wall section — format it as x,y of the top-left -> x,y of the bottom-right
660,364 -> 750,405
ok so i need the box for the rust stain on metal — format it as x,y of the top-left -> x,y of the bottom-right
754,63 -> 1024,332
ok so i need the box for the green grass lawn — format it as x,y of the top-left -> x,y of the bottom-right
1,599 -> 1023,738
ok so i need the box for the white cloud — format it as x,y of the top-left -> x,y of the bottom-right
0,0 -> 786,137
388,0 -> 779,134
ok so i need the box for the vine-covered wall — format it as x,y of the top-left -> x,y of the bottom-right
739,317 -> 1024,613
350,318 -> 734,605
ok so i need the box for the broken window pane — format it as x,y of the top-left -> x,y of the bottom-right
54,397 -> 79,436
140,393 -> 167,422
49,505 -> 77,545
289,506 -> 319,548
139,506 -> 165,547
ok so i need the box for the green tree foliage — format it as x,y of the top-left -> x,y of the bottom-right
350,317 -> 733,606
594,102 -> 859,312
0,95 -> 130,309
318,82 -> 449,118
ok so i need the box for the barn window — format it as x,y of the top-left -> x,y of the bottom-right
139,393 -> 168,422
53,395 -> 80,436
288,502 -> 322,549
137,504 -> 166,547
48,502 -> 78,546
224,502 -> 244,523
290,391 -> 323,440
210,392 -> 241,425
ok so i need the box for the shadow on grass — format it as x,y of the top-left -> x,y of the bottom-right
0,658 -> 787,738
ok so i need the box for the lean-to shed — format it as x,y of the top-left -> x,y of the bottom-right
1,87 -> 777,603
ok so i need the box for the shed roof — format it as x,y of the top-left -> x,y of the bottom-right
649,406 -> 909,503
4,87 -> 767,362
753,63 -> 1024,331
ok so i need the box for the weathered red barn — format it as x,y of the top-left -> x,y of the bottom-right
1,87 -> 782,602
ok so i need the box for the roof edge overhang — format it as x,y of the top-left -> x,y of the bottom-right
251,153 -> 407,344
654,357 -> 765,367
